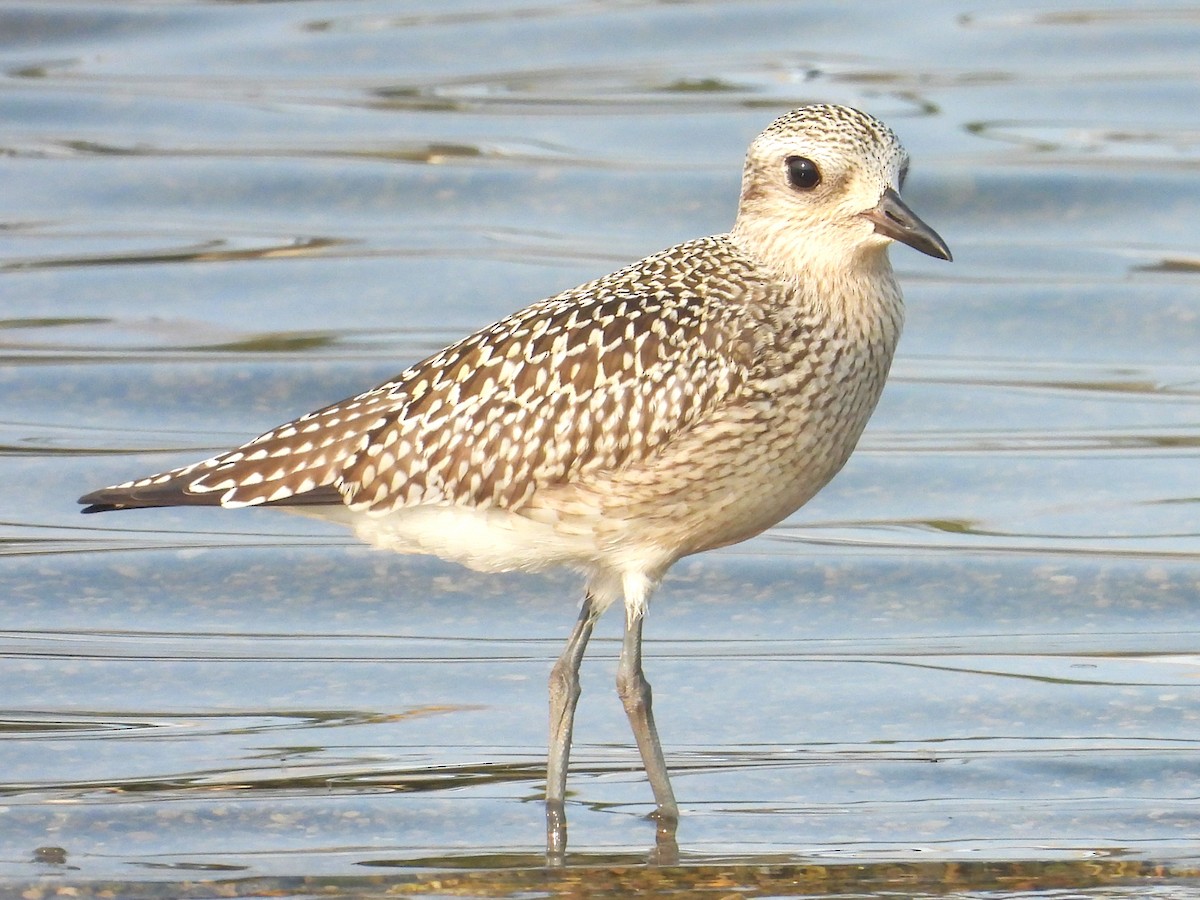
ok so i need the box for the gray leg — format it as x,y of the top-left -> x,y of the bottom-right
615,610 -> 679,825
546,593 -> 599,860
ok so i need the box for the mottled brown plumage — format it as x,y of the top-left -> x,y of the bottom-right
79,104 -> 951,857
81,238 -> 759,517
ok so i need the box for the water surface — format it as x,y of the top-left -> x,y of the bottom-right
3,1 -> 1200,897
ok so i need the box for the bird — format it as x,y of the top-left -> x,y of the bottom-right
79,104 -> 951,857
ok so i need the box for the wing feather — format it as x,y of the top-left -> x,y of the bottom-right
79,236 -> 766,515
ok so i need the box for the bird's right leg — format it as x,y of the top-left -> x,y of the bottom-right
615,606 -> 679,825
546,592 -> 599,860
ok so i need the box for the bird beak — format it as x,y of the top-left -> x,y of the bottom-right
863,187 -> 952,261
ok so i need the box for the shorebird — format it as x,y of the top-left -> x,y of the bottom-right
80,104 -> 950,856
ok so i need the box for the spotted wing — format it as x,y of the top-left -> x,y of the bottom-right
79,237 -> 762,514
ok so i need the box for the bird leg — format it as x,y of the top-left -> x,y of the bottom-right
616,608 -> 679,826
546,592 -> 599,860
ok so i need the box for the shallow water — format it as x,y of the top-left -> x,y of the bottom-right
3,1 -> 1200,897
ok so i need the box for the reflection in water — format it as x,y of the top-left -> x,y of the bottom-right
2,236 -> 344,273
354,857 -> 1200,897
1136,258 -> 1200,274
11,856 -> 1200,898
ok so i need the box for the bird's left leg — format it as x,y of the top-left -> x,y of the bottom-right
546,592 -> 599,860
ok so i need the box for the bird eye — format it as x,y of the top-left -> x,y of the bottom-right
785,156 -> 821,190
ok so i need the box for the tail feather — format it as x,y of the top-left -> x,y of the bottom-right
78,479 -> 342,513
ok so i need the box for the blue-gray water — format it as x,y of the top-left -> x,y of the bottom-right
3,2 -> 1200,897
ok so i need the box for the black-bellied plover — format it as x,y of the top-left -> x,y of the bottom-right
80,104 -> 951,856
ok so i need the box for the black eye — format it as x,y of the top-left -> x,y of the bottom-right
785,156 -> 821,190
